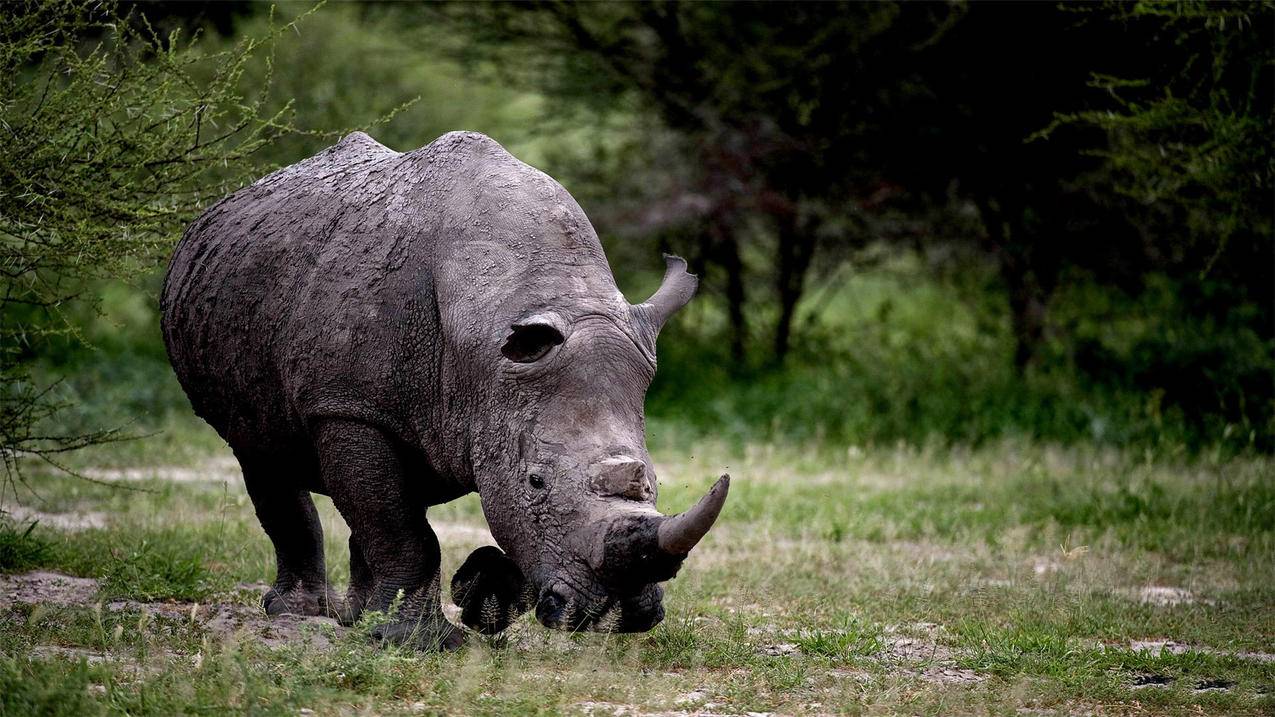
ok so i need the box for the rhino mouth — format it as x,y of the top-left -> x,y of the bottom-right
534,583 -> 664,633
530,475 -> 731,634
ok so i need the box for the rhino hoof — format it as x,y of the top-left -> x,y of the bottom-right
371,619 -> 465,652
335,601 -> 363,627
263,582 -> 339,618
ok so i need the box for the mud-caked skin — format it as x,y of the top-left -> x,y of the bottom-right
161,131 -> 730,650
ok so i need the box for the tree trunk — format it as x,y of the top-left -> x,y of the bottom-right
975,195 -> 1048,373
773,213 -> 816,363
707,213 -> 748,364
1005,270 -> 1047,371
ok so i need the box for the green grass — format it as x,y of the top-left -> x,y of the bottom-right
1,426 -> 1271,715
791,617 -> 885,659
0,523 -> 51,573
4,248 -> 1270,714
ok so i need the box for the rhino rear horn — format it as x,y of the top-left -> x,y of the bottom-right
657,474 -> 730,555
634,254 -> 698,337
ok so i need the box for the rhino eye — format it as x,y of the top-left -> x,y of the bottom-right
502,323 -> 564,363
528,473 -> 545,489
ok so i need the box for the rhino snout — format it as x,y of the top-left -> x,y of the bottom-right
534,587 -> 569,627
534,582 -> 665,633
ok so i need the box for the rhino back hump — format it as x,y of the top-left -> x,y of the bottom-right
162,130 -> 618,461
162,132 -> 429,443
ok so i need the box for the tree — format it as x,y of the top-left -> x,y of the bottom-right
1,0 -> 297,483
1046,1 -> 1272,313
427,1 -> 962,364
1040,0 -> 1275,441
424,0 -> 1272,442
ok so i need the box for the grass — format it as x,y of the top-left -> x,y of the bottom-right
0,523 -> 51,573
3,251 -> 1270,714
1,421 -> 1271,715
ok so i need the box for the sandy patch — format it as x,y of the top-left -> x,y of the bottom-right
1013,703 -> 1102,716
1,571 -> 99,606
2,505 -> 108,531
1127,639 -> 1275,663
915,666 -> 986,684
883,634 -> 955,663
1,571 -> 341,651
576,702 -> 782,717
204,604 -> 341,650
28,645 -> 121,665
754,621 -> 981,685
676,690 -> 710,705
826,668 -> 874,683
81,456 -> 241,484
26,644 -> 189,676
1129,585 -> 1209,606
1031,558 -> 1063,576
1129,639 -> 1195,656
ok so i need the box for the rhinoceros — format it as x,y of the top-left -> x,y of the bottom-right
160,130 -> 729,649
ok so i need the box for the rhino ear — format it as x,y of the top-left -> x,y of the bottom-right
502,315 -> 565,363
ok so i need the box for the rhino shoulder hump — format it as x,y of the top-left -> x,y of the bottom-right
407,130 -> 519,168
253,131 -> 398,190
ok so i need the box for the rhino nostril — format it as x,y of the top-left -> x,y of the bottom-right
535,589 -> 567,626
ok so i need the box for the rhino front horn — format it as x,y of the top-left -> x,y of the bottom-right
657,474 -> 730,555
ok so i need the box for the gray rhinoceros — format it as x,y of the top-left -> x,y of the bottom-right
160,130 -> 729,649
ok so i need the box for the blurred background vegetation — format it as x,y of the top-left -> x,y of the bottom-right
3,0 -> 1272,480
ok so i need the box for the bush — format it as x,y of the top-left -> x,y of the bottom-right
647,248 -> 1272,453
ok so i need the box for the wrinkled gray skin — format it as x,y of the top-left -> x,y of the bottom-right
161,131 -> 729,650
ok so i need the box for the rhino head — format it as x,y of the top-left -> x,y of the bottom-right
427,133 -> 729,634
455,256 -> 727,634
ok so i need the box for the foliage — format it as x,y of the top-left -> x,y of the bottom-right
221,2 -> 540,169
4,0 -> 1269,472
0,1 -> 299,484
1044,1 -> 1272,273
647,248 -> 1270,453
424,0 -> 1273,448
1034,1 -> 1275,444
425,1 -> 952,363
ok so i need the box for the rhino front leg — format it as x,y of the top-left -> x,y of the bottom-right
338,534 -> 374,626
314,419 -> 463,651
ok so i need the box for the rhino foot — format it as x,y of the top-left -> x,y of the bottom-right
371,618 -> 464,651
451,546 -> 531,635
263,580 -> 339,618
335,590 -> 368,627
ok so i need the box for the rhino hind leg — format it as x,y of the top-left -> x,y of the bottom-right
314,419 -> 463,651
238,451 -> 339,618
337,534 -> 375,626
